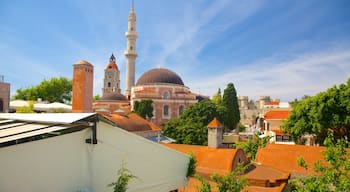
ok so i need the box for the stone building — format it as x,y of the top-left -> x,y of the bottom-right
0,75 -> 10,113
131,68 -> 198,127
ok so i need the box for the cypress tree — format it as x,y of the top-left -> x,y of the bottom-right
222,83 -> 240,132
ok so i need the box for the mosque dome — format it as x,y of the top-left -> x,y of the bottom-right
99,92 -> 127,101
136,68 -> 184,86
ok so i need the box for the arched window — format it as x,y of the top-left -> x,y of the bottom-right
108,82 -> 111,87
163,91 -> 170,99
163,105 -> 169,118
179,105 -> 184,116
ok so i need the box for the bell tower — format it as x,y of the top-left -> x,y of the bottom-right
103,54 -> 121,95
124,0 -> 138,99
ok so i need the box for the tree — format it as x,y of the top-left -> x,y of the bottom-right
221,83 -> 240,132
210,163 -> 248,192
163,100 -> 221,145
13,77 -> 72,104
236,132 -> 271,160
283,78 -> 350,144
290,130 -> 350,191
16,101 -> 34,113
133,99 -> 154,119
108,161 -> 137,192
212,88 -> 222,105
93,95 -> 101,101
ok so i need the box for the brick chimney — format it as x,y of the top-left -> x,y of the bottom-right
207,118 -> 223,148
72,60 -> 94,113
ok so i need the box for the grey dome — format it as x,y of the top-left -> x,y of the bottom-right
136,68 -> 184,86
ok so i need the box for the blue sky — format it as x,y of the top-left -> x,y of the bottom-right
1,0 -> 350,101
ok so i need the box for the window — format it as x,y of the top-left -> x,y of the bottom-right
179,105 -> 184,116
163,91 -> 170,99
108,82 -> 111,87
163,105 -> 170,118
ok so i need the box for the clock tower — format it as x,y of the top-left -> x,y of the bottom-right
103,54 -> 121,95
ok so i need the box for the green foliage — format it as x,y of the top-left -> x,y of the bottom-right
211,163 -> 248,192
221,83 -> 240,132
93,95 -> 101,101
290,130 -> 350,192
133,99 -> 154,119
283,78 -> 350,144
195,174 -> 212,192
187,152 -> 197,177
239,124 -> 246,132
13,77 -> 72,104
16,101 -> 35,113
212,88 -> 222,105
108,161 -> 137,192
236,132 -> 271,160
163,100 -> 220,145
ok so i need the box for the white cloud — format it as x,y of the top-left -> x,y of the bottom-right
187,48 -> 350,101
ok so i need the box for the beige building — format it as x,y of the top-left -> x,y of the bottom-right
0,75 -> 10,113
0,113 -> 189,192
131,68 -> 199,127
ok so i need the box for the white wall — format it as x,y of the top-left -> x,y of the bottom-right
91,122 -> 189,192
0,129 -> 90,192
0,122 -> 189,192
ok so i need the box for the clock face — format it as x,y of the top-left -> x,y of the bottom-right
107,71 -> 113,78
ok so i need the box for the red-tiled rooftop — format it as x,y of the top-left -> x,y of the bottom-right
162,143 -> 249,176
266,101 -> 280,106
256,144 -> 326,175
264,110 -> 290,120
103,112 -> 161,132
207,118 -> 222,128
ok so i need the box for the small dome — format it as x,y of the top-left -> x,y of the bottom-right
99,92 -> 127,101
136,68 -> 184,86
75,60 -> 92,65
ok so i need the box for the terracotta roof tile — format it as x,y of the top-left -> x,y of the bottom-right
264,110 -> 290,120
256,144 -> 326,175
103,112 -> 161,132
266,101 -> 280,106
207,118 -> 223,128
162,143 -> 249,176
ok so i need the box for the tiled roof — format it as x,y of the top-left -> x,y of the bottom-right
266,101 -> 280,106
105,60 -> 119,71
162,143 -> 249,176
256,144 -> 326,175
264,110 -> 290,120
103,113 -> 161,132
207,118 -> 223,128
244,164 -> 290,187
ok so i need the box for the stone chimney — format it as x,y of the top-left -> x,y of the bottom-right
72,60 -> 94,113
207,118 -> 223,149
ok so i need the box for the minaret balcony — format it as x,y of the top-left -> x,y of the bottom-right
125,31 -> 138,38
124,50 -> 138,56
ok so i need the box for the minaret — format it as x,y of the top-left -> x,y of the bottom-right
103,54 -> 121,95
124,0 -> 138,99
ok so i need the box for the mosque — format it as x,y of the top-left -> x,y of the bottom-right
88,3 -> 202,127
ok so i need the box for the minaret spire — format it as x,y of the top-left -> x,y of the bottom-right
124,0 -> 138,99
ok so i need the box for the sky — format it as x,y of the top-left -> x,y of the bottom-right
1,0 -> 350,101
